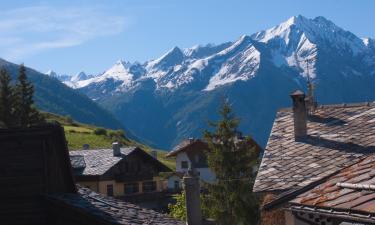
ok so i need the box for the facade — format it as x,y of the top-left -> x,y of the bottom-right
69,145 -> 172,197
166,139 -> 216,183
253,90 -> 375,225
0,124 -> 183,225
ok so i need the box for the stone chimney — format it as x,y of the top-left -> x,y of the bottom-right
290,90 -> 307,141
184,170 -> 202,225
112,142 -> 121,156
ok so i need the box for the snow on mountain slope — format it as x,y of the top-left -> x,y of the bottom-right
73,60 -> 142,90
50,15 -> 375,149
63,15 -> 375,94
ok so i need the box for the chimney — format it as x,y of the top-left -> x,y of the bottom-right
183,170 -> 202,225
290,90 -> 307,141
112,142 -> 121,156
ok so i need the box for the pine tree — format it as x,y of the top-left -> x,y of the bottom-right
204,100 -> 260,225
14,64 -> 44,127
0,68 -> 15,128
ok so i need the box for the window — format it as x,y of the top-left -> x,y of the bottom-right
106,184 -> 114,196
124,183 -> 139,195
181,161 -> 188,169
174,180 -> 179,190
142,181 -> 157,192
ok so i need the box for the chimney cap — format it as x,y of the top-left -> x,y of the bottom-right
290,90 -> 305,97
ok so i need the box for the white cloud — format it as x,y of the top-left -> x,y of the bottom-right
0,6 -> 129,60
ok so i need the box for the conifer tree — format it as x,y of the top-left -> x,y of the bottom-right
0,68 -> 15,127
14,64 -> 44,127
204,100 -> 260,225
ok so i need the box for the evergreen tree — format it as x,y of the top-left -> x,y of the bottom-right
14,64 -> 44,127
204,100 -> 260,225
0,68 -> 15,127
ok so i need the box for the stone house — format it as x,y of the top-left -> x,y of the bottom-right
0,124 -> 183,225
254,90 -> 375,225
69,144 -> 172,198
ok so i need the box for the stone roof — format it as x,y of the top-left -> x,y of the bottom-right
70,155 -> 86,169
287,154 -> 375,223
46,186 -> 184,225
254,103 -> 375,193
69,147 -> 137,176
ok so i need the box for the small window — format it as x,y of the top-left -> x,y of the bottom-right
181,161 -> 188,169
142,181 -> 156,192
106,184 -> 114,196
124,183 -> 139,195
174,180 -> 179,190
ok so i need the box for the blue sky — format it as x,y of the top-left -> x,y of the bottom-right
1,0 -> 374,75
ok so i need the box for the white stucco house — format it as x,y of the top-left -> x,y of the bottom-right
166,138 -> 216,184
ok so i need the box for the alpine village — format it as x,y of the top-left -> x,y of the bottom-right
1,2 -> 375,225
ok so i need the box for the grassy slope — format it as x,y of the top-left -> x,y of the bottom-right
44,112 -> 175,170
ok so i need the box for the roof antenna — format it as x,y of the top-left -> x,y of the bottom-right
305,59 -> 317,114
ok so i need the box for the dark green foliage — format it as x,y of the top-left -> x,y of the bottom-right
0,68 -> 15,127
109,129 -> 126,139
14,64 -> 44,127
94,127 -> 107,136
0,66 -> 44,128
203,100 -> 260,225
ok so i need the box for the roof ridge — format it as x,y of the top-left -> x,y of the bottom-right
277,101 -> 375,112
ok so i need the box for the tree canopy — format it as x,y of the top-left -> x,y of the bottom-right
203,100 -> 260,225
0,65 -> 44,128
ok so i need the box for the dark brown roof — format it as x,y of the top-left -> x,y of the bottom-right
46,186 -> 184,225
288,154 -> 375,223
0,124 -> 76,225
0,124 -> 181,225
166,139 -> 208,157
254,103 -> 375,193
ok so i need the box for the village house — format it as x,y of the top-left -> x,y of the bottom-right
254,90 -> 375,225
69,143 -> 172,198
0,124 -> 183,225
166,138 -> 215,184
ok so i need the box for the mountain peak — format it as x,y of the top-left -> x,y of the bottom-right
46,70 -> 57,77
115,59 -> 132,69
71,71 -> 89,82
253,15 -> 365,55
147,46 -> 185,71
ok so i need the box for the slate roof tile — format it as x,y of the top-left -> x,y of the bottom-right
288,154 -> 375,223
47,187 -> 184,225
69,147 -> 137,176
254,103 -> 375,192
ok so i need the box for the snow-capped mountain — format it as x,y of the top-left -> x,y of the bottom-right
68,15 -> 375,96
45,70 -> 72,82
64,15 -> 375,149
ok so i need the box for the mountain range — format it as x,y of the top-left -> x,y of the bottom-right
41,15 -> 375,149
0,59 -> 123,131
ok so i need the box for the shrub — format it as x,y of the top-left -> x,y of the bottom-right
65,116 -> 73,124
94,128 -> 107,136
